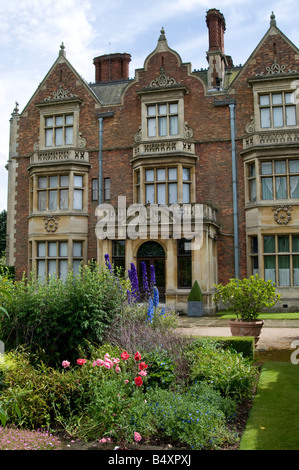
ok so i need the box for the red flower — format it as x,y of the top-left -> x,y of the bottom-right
138,362 -> 148,371
77,359 -> 86,365
121,351 -> 130,360
134,376 -> 143,387
134,351 -> 142,361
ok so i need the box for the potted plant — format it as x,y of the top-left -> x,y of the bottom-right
187,280 -> 204,317
213,275 -> 281,345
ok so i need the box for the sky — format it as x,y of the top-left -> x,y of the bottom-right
1,0 -> 299,213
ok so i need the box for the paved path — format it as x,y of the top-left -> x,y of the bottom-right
176,316 -> 299,351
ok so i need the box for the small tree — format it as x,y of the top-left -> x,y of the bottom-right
213,274 -> 281,321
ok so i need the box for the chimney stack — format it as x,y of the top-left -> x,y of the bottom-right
206,9 -> 227,89
93,53 -> 131,83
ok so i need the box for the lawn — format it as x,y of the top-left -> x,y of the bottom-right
218,311 -> 299,320
240,361 -> 299,450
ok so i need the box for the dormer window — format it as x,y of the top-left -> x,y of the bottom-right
45,113 -> 74,147
147,102 -> 178,137
259,92 -> 296,128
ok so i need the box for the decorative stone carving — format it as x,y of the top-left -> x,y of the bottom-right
256,59 -> 297,77
134,126 -> 142,143
150,67 -> 177,88
44,85 -> 78,101
272,205 -> 293,225
44,216 -> 60,232
78,132 -> 86,148
245,116 -> 255,134
184,122 -> 194,139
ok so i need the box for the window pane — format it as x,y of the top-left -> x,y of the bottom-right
278,236 -> 289,252
249,179 -> 257,202
289,160 -> 299,173
169,103 -> 178,114
276,176 -> 287,199
272,93 -> 282,105
293,236 -> 299,252
168,183 -> 177,204
59,260 -> 68,280
45,117 -> 53,127
147,118 -> 156,137
147,105 -> 156,116
37,260 -> 46,281
290,176 -> 299,198
273,107 -> 283,127
158,104 -> 167,115
264,236 -> 275,253
38,177 -> 47,189
145,184 -> 154,204
293,255 -> 299,286
60,189 -> 68,209
157,184 -> 166,204
49,176 -> 58,188
113,240 -> 125,257
59,242 -> 68,257
183,183 -> 190,203
262,178 -> 273,199
286,106 -> 296,126
169,115 -> 178,135
73,260 -> 81,275
183,168 -> 190,181
48,259 -> 56,276
65,114 -> 73,125
145,169 -> 154,182
275,161 -> 286,174
264,256 -> 276,283
251,236 -> 258,254
249,163 -> 255,177
65,126 -> 73,145
261,162 -> 272,175
74,175 -> 83,187
45,128 -> 53,147
48,242 -> 57,257
157,169 -> 165,181
60,175 -> 69,187
278,255 -> 290,286
168,168 -> 177,181
49,190 -> 57,210
158,117 -> 167,136
38,191 -> 46,211
37,242 -> 46,257
260,95 -> 270,105
55,127 -> 63,146
73,189 -> 83,209
55,116 -> 63,126
73,241 -> 82,257
260,108 -> 270,128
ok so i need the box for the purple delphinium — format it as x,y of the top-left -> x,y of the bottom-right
104,254 -> 113,273
150,265 -> 156,291
128,262 -> 140,302
147,298 -> 154,323
141,262 -> 150,297
153,286 -> 159,307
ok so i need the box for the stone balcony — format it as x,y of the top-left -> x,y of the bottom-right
132,139 -> 195,159
30,149 -> 89,165
243,129 -> 299,150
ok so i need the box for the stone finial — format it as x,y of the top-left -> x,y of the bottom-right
159,27 -> 166,41
11,101 -> 19,116
59,42 -> 66,57
270,11 -> 276,27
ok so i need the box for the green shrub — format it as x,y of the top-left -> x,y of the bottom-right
0,263 -> 129,366
143,347 -> 176,389
188,280 -> 203,301
183,338 -> 258,399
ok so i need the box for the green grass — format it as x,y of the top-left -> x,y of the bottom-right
240,362 -> 299,450
218,311 -> 299,320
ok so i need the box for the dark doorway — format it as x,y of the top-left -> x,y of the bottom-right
137,241 -> 165,302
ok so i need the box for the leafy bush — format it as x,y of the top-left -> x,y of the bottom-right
0,263 -> 129,366
213,275 -> 281,321
183,338 -> 257,400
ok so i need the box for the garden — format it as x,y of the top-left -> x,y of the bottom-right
0,258 -> 266,450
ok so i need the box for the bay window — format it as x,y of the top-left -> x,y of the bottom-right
259,92 -> 296,128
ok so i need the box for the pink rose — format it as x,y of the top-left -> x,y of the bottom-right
115,365 -> 121,373
62,360 -> 70,368
97,359 -> 104,366
113,357 -> 120,364
125,379 -> 129,384
104,361 -> 113,369
134,432 -> 142,442
138,370 -> 147,376
76,359 -> 86,366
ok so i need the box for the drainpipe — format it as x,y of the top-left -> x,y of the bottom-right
214,99 -> 239,278
97,112 -> 114,205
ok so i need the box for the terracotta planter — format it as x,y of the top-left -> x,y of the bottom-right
229,319 -> 264,346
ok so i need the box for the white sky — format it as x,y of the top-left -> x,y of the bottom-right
1,0 -> 299,212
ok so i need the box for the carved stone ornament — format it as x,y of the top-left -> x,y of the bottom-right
150,67 -> 177,88
256,59 -> 297,77
44,85 -> 78,101
184,122 -> 194,139
78,132 -> 86,148
272,205 -> 293,225
134,126 -> 142,143
245,116 -> 255,134
44,216 -> 60,232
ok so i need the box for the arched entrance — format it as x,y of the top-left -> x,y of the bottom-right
137,241 -> 165,302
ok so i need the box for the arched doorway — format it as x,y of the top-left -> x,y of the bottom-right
137,241 -> 165,302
